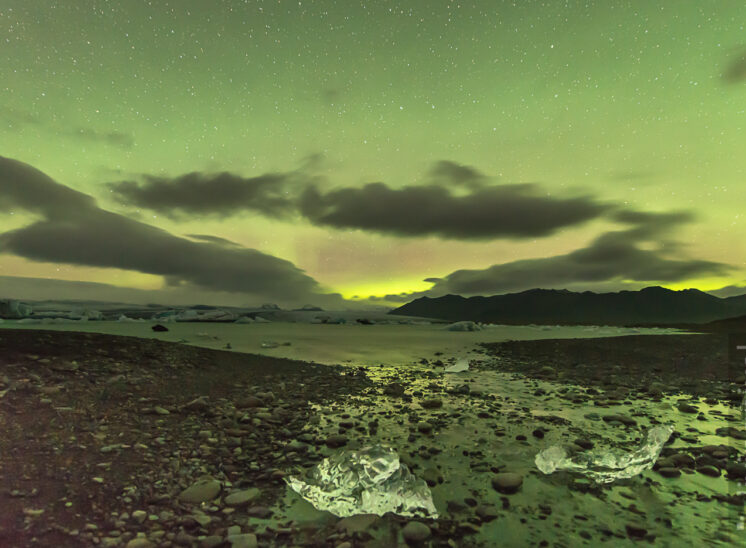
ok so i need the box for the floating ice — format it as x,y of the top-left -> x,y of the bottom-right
535,424 -> 675,484
285,444 -> 438,518
444,358 -> 470,373
444,321 -> 481,331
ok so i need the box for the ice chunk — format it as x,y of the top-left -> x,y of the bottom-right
0,299 -> 33,319
444,321 -> 481,331
444,358 -> 470,373
285,444 -> 438,518
535,424 -> 674,484
234,316 -> 254,323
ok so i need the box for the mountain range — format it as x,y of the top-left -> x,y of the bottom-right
388,286 -> 746,326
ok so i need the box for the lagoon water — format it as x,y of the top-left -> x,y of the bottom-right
0,319 -> 684,367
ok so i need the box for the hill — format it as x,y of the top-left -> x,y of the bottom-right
389,286 -> 746,326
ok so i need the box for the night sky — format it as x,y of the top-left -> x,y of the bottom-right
1,1 -> 745,307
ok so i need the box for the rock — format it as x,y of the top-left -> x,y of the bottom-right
223,488 -> 261,507
200,536 -> 224,548
677,402 -> 699,413
715,427 -> 746,440
657,467 -> 681,478
325,434 -> 348,448
696,465 -> 721,477
182,396 -> 209,412
126,538 -> 155,548
475,504 -> 499,522
174,531 -> 196,546
416,421 -> 433,435
246,506 -> 272,518
151,324 -> 169,332
491,473 -> 523,494
726,462 -> 746,480
236,396 -> 263,408
226,533 -> 258,548
402,521 -> 431,543
420,398 -> 443,409
336,514 -> 379,535
574,438 -> 594,450
602,414 -> 636,426
131,510 -> 147,524
625,524 -> 647,539
178,477 -> 221,503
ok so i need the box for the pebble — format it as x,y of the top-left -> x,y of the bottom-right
402,521 -> 432,543
416,421 -> 433,435
178,477 -> 222,503
625,524 -> 647,539
677,402 -> 699,413
657,467 -> 681,478
225,533 -> 258,548
223,488 -> 261,507
491,473 -> 523,494
125,538 -> 155,548
696,465 -> 721,477
325,434 -> 348,448
420,398 -> 443,409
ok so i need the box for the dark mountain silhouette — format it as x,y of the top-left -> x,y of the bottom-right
388,286 -> 746,326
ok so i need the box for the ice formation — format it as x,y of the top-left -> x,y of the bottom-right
444,358 -> 470,373
285,444 -> 438,518
444,321 -> 482,331
535,424 -> 675,484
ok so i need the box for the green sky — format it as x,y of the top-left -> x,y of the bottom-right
1,1 -> 745,307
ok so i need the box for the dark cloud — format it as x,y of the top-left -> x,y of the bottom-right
0,156 -> 341,306
107,161 -> 611,240
375,211 -> 730,300
429,160 -> 486,189
723,48 -> 746,84
299,181 -> 610,239
108,172 -> 297,218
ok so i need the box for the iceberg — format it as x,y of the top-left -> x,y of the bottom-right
0,299 -> 33,319
285,445 -> 438,518
535,424 -> 674,484
444,321 -> 481,332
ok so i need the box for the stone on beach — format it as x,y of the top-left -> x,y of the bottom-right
178,477 -> 221,503
491,472 -> 523,494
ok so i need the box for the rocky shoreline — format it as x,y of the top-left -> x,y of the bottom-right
2,329 -> 745,547
0,329 -> 396,547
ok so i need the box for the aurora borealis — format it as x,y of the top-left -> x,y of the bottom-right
1,1 -> 745,307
